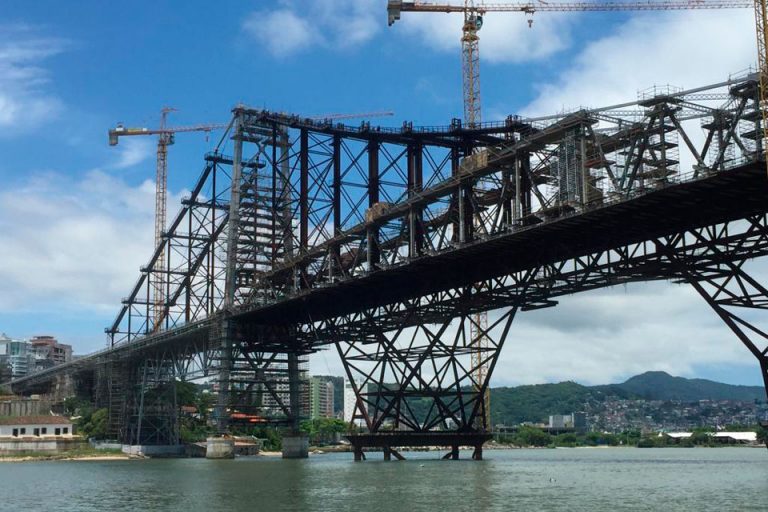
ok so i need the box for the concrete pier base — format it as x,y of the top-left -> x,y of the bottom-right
123,444 -> 185,457
206,437 -> 235,459
282,435 -> 309,459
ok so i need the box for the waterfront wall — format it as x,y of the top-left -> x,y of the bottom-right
0,399 -> 52,417
0,437 -> 86,454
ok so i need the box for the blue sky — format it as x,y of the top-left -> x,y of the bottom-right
0,1 -> 764,386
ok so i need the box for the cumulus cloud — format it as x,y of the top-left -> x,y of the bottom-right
242,0 -> 380,57
394,10 -> 575,64
494,282 -> 758,386
0,24 -> 66,132
112,137 -> 154,170
523,11 -> 755,116
0,170 -> 155,313
0,167 -> 189,315
243,9 -> 319,58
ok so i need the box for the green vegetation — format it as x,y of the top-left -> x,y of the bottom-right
300,418 -> 347,445
176,382 -> 214,443
77,408 -> 109,440
488,372 -> 765,425
756,425 -> 767,445
497,427 -> 624,447
490,381 -> 632,425
64,397 -> 109,440
602,371 -> 765,402
493,425 -> 761,448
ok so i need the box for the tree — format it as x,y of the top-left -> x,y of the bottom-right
554,433 -> 578,447
756,425 -> 767,445
77,408 -> 109,440
690,427 -> 713,446
300,418 -> 347,444
514,426 -> 551,447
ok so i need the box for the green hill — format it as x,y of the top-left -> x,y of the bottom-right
490,381 -> 633,425
606,371 -> 765,402
489,371 -> 765,425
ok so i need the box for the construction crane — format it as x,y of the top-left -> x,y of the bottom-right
388,0 -> 758,432
109,109 -> 227,330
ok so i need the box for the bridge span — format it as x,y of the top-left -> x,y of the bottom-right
7,74 -> 768,457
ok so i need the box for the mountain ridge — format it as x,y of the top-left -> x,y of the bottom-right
489,370 -> 765,425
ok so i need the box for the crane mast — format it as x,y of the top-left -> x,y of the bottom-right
108,111 -> 226,331
756,0 -> 768,165
154,107 -> 174,330
387,0 -> 763,432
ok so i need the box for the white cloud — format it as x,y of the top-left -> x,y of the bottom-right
242,0 -> 380,57
112,138 -> 154,170
0,170 -> 154,313
494,282 -> 758,386
395,10 -> 575,64
523,11 -> 755,116
0,24 -> 66,132
243,9 -> 319,58
0,167 -> 189,316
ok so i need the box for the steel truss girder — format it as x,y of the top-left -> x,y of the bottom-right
311,215 -> 768,436
242,77 -> 762,308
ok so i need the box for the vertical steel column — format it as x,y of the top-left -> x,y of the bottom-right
408,143 -> 424,257
224,111 -> 244,307
451,146 -> 462,243
330,135 -> 342,280
580,124 -> 589,205
367,139 -> 380,269
460,145 -> 474,244
216,110 -> 243,436
299,129 -> 310,289
287,351 -> 302,433
520,153 -> 532,217
271,123 -> 279,266
135,361 -> 148,444
513,157 -> 522,225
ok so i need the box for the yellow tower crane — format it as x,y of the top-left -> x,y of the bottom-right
388,0 -> 760,431
109,110 -> 227,330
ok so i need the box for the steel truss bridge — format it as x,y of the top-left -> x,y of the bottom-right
9,73 -> 768,457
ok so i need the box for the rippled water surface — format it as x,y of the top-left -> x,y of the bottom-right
0,448 -> 766,511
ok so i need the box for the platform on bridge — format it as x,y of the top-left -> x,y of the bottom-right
346,432 -> 492,461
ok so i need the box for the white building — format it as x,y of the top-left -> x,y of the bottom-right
0,416 -> 74,438
343,379 -> 372,427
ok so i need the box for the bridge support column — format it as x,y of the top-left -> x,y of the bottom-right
334,269 -> 539,459
282,351 -> 309,459
662,238 -> 768,448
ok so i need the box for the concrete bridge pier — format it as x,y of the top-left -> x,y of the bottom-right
206,437 -> 235,459
282,352 -> 308,459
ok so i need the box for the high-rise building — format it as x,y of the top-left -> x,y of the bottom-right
0,334 -> 73,379
343,379 -> 373,428
0,337 -> 34,379
30,336 -> 72,368
309,376 -> 335,419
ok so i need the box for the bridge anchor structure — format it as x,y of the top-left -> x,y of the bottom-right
6,73 -> 768,455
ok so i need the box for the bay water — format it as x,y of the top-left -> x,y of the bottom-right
0,447 -> 765,511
